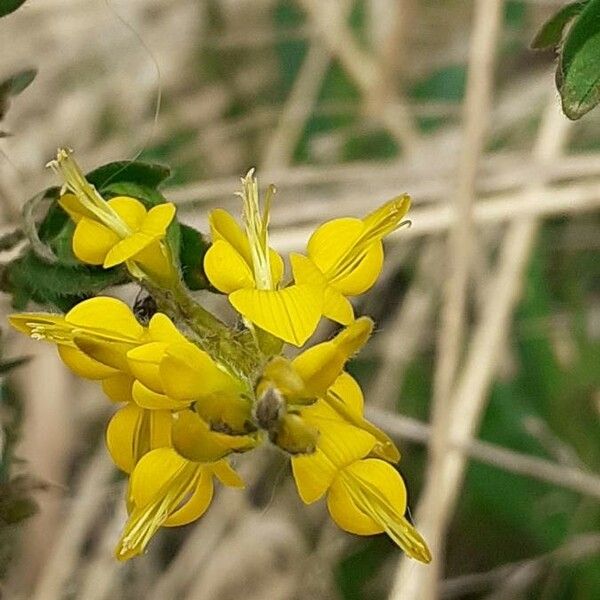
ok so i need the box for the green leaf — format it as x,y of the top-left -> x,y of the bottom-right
531,1 -> 586,50
0,0 -> 27,19
179,224 -> 211,290
34,187 -> 63,242
87,160 -> 171,192
557,0 -> 600,119
100,180 -> 168,207
3,251 -> 126,309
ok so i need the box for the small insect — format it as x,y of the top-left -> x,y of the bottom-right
133,290 -> 157,325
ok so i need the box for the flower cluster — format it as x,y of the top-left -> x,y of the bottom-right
9,150 -> 430,563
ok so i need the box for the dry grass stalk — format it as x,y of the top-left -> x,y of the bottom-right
389,99 -> 573,600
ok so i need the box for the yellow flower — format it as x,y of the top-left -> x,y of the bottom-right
9,296 -> 146,380
290,195 -> 411,325
203,170 -> 323,347
115,410 -> 247,560
48,148 -> 176,283
327,458 -> 431,563
257,316 -> 375,404
126,334 -> 247,416
9,297 -> 203,408
254,317 -> 397,460
290,400 -> 430,563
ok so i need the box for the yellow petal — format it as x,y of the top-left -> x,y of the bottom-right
128,447 -> 190,507
291,449 -> 338,504
130,241 -> 173,281
332,458 -> 431,563
211,460 -> 245,488
148,313 -> 188,344
127,342 -> 168,393
229,284 -> 323,347
106,404 -> 172,473
132,380 -> 190,410
164,469 -> 214,527
306,197 -> 410,296
329,459 -> 405,534
58,192 -> 97,223
290,253 -> 326,287
160,342 -> 239,401
209,208 -> 253,266
72,218 -> 120,265
195,391 -> 253,435
66,297 -> 145,340
327,463 -> 382,535
329,243 -> 383,296
292,317 -> 373,396
103,202 -> 174,269
324,196 -> 410,295
325,387 -> 400,464
204,239 -> 255,293
140,203 -> 176,237
323,372 -> 400,463
103,233 -> 153,268
323,287 -> 355,325
269,248 -> 285,287
102,373 -> 134,403
256,356 -> 307,401
328,372 -> 363,414
107,196 -> 147,230
64,297 -> 154,372
171,410 -> 233,463
307,217 -> 363,276
57,344 -> 118,380
290,253 -> 354,324
291,414 -> 376,503
73,334 -> 134,372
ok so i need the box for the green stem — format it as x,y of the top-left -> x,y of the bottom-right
145,277 -> 261,384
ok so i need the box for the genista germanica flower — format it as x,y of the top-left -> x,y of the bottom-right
10,152 -> 430,563
48,149 -> 177,286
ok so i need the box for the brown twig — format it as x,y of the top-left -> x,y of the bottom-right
366,407 -> 600,501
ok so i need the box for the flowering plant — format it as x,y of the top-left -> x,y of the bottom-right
8,149 -> 430,563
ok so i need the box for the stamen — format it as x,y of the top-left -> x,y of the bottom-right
47,148 -> 131,238
28,323 -> 74,344
240,169 -> 273,290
